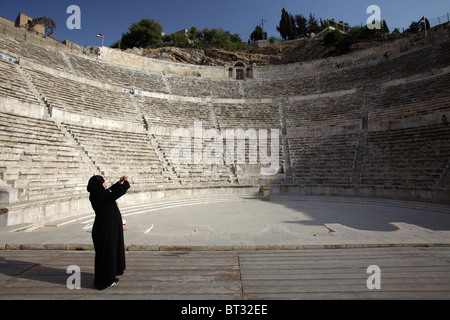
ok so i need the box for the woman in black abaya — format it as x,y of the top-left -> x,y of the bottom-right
87,175 -> 130,290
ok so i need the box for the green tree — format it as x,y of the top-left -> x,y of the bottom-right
189,26 -> 202,40
277,8 -> 297,40
381,20 -> 389,33
308,13 -> 321,35
324,29 -> 351,54
406,17 -> 430,33
162,33 -> 190,48
320,18 -> 330,30
250,25 -> 267,41
294,14 -> 308,38
349,25 -> 376,40
201,27 -> 244,51
202,28 -> 216,45
407,21 -> 420,33
121,18 -> 163,48
324,29 -> 344,46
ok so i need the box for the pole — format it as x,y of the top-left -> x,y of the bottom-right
97,34 -> 104,47
424,16 -> 427,36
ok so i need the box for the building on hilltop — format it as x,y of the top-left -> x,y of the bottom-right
173,29 -> 189,37
0,12 -> 45,36
15,13 -> 45,36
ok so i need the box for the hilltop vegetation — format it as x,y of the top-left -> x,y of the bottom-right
117,8 -> 431,66
120,18 -> 245,52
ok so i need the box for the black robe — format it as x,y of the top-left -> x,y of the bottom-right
87,176 -> 130,290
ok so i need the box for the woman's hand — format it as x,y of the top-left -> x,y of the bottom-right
119,175 -> 129,184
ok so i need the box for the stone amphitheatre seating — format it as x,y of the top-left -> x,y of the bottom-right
0,59 -> 38,106
285,90 -> 364,127
288,134 -> 359,185
153,129 -> 284,186
241,39 -> 450,99
68,54 -> 170,94
360,125 -> 450,187
368,72 -> 450,119
136,96 -> 213,128
64,124 -> 173,187
0,112 -> 89,201
25,67 -> 142,123
153,134 -> 236,186
243,74 -> 320,98
0,23 -> 449,226
214,102 -> 281,129
359,71 -> 450,188
0,34 -> 68,71
165,74 -> 244,98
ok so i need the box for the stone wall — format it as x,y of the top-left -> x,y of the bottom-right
98,47 -> 227,78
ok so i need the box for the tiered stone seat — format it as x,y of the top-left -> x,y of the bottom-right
440,172 -> 450,188
153,134 -> 235,185
214,102 -> 281,128
241,41 -> 450,99
242,39 -> 450,99
288,134 -> 359,184
65,124 -> 173,187
320,41 -> 450,93
68,54 -> 170,93
165,74 -> 243,98
221,130 -> 283,165
285,91 -> 364,127
25,67 -> 142,123
0,58 -> 39,105
229,132 -> 285,183
243,74 -> 319,98
0,112 -> 90,201
0,34 -> 22,56
0,34 -> 68,71
368,72 -> 450,121
434,39 -> 450,68
360,125 -> 450,187
136,96 -> 213,128
155,130 -> 284,185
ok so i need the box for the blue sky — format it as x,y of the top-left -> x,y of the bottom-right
1,0 -> 449,47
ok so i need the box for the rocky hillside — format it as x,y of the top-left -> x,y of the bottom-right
123,29 -> 404,66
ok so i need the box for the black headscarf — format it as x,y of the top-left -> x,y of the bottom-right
87,175 -> 105,193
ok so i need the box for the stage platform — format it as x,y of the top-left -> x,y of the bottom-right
0,247 -> 449,300
0,195 -> 449,300
1,195 -> 449,250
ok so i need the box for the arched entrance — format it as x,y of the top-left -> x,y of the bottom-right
228,61 -> 253,80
